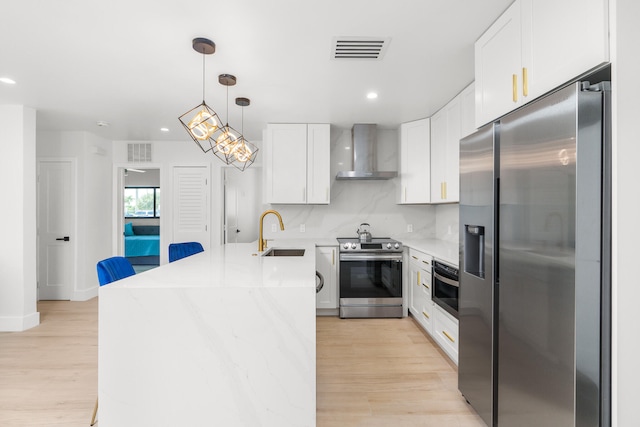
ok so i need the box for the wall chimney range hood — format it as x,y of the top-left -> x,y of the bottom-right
336,124 -> 397,180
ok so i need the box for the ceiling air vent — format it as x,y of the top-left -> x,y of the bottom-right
331,37 -> 390,60
127,143 -> 152,163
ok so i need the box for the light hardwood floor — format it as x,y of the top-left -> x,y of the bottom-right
0,300 -> 484,426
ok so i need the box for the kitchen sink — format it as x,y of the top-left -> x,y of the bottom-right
262,248 -> 306,257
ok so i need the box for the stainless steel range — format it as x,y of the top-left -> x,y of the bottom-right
337,237 -> 403,318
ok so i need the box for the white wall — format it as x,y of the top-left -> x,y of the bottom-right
112,138 -> 249,255
37,130 -> 112,300
0,106 -> 39,331
611,0 -> 640,425
261,127 -> 437,241
434,204 -> 459,244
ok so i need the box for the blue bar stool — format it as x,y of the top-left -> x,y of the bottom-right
168,242 -> 204,262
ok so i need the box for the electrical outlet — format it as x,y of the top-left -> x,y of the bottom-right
407,224 -> 413,232
300,224 -> 306,233
271,224 -> 277,232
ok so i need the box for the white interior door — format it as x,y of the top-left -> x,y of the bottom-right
224,167 -> 260,244
37,160 -> 74,300
172,166 -> 210,249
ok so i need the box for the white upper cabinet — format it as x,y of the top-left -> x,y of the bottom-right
459,82 -> 476,139
399,118 -> 430,204
306,124 -> 331,204
524,0 -> 608,101
475,1 -> 525,127
430,83 -> 474,204
265,123 -> 330,204
475,0 -> 608,127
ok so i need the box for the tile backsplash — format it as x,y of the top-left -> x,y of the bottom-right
261,126 -> 439,241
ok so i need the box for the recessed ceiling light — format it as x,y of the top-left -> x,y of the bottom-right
160,127 -> 169,132
0,77 -> 16,85
96,121 -> 110,127
367,92 -> 378,100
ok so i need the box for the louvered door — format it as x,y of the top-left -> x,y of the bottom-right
172,166 -> 210,250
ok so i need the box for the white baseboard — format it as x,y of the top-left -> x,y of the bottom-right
0,311 -> 40,332
73,286 -> 98,301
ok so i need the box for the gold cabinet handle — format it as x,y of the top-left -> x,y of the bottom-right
512,74 -> 518,102
422,260 -> 430,265
523,67 -> 528,97
440,182 -> 445,200
443,330 -> 455,343
411,255 -> 419,260
417,271 -> 421,285
422,282 -> 430,290
404,186 -> 407,202
422,311 -> 430,319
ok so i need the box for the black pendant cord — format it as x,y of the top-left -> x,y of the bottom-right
202,53 -> 205,103
225,84 -> 229,127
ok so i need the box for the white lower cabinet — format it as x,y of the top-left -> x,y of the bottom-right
408,249 -> 431,318
407,247 -> 458,364
316,246 -> 338,310
433,305 -> 459,364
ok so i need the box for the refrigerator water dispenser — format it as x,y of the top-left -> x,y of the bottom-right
464,225 -> 484,278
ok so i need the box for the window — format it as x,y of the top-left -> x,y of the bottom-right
124,187 -> 160,218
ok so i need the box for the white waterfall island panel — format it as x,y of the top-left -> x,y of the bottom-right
98,243 -> 317,427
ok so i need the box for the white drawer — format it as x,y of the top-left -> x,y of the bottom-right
420,268 -> 432,298
409,249 -> 432,270
418,299 -> 434,335
433,305 -> 459,364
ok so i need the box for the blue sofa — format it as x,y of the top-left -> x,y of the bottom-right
124,224 -> 160,265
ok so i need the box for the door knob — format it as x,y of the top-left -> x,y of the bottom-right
56,236 -> 70,241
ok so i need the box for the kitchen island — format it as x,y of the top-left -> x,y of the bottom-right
98,242 -> 317,427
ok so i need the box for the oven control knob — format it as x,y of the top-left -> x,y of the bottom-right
386,243 -> 392,249
394,243 -> 400,249
343,243 -> 350,249
350,243 -> 357,249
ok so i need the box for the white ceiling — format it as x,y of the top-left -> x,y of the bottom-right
0,0 -> 511,143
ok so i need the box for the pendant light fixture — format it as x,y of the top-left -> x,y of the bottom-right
178,38 -> 222,153
230,97 -> 259,171
212,74 -> 242,164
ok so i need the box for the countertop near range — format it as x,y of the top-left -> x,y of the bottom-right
401,238 -> 459,266
99,242 -> 316,427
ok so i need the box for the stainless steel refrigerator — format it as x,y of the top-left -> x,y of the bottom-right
459,80 -> 611,427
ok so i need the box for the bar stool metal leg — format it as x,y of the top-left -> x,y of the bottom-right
90,397 -> 98,426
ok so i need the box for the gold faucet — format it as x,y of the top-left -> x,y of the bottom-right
258,209 -> 285,251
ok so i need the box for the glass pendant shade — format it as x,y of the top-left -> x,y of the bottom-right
178,102 -> 222,152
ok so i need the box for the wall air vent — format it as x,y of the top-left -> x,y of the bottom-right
331,37 -> 391,60
127,143 -> 153,162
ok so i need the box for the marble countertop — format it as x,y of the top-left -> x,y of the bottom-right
99,240 -> 317,426
108,241 -> 317,289
401,238 -> 459,266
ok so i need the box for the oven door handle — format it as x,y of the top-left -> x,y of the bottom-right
339,254 -> 403,262
433,271 -> 459,287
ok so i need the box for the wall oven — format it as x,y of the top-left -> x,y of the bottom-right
337,238 -> 403,318
432,260 -> 459,319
